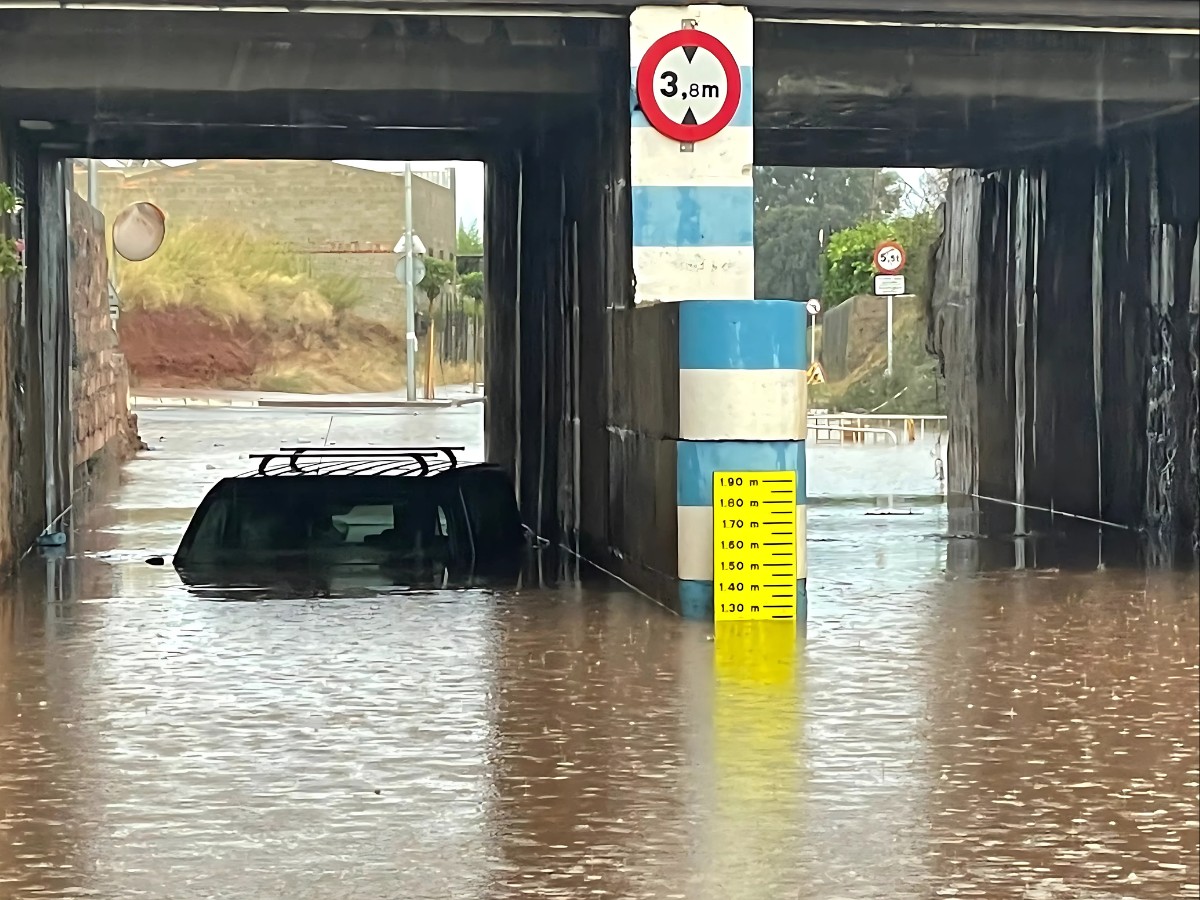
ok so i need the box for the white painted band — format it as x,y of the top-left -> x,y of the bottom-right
678,503 -> 808,581
633,246 -> 753,304
630,126 -> 753,187
679,368 -> 809,441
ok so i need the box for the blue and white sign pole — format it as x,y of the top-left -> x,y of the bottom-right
631,6 -> 808,621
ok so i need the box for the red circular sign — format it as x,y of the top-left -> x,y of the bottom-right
872,240 -> 906,274
635,29 -> 742,143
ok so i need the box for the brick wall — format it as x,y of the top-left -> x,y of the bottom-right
69,192 -> 140,470
75,160 -> 457,324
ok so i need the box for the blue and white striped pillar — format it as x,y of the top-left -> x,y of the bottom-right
631,5 -> 809,621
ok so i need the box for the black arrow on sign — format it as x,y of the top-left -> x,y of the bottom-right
682,45 -> 698,63
682,109 -> 698,126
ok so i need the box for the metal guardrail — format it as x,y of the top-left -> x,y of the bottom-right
807,413 -> 948,444
811,424 -> 899,445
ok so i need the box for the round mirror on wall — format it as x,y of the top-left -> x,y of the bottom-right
112,201 -> 166,262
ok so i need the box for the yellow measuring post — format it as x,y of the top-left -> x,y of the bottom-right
712,471 -> 798,621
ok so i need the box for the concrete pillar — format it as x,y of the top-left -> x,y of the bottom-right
630,6 -> 808,621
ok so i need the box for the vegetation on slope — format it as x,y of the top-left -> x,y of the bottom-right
809,306 -> 945,416
116,222 -> 470,393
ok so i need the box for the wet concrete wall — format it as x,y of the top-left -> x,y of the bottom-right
0,128 -> 51,571
0,124 -> 17,568
929,113 -> 1200,554
483,46 -> 682,601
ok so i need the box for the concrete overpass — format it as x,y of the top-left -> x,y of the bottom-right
0,2 -> 1196,611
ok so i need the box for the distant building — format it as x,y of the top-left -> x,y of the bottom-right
73,160 -> 456,323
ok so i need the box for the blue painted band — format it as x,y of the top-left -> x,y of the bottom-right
632,186 -> 754,249
680,579 -> 809,621
630,67 -> 754,129
679,299 -> 809,371
676,440 -> 807,507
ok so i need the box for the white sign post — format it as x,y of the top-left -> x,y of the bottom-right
395,169 -> 425,402
872,241 -> 907,376
805,298 -> 821,365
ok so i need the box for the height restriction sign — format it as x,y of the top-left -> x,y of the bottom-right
636,29 -> 742,143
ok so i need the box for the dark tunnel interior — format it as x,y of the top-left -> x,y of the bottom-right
1,8 -> 1197,593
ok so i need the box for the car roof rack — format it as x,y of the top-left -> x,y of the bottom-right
244,446 -> 465,478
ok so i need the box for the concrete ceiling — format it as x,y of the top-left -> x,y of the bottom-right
0,10 -> 1195,167
17,0 -> 1200,30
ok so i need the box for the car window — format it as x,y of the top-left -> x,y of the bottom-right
330,505 -> 394,544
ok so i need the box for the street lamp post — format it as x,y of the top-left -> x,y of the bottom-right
403,164 -> 418,401
805,298 -> 821,366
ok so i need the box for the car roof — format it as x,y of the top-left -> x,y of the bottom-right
244,446 -> 470,478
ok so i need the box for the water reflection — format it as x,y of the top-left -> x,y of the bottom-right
706,623 -> 805,899
484,590 -> 689,899
0,407 -> 1195,898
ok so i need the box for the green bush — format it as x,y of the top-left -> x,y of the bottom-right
118,220 -> 363,326
810,307 -> 945,415
459,271 -> 484,319
0,182 -> 23,280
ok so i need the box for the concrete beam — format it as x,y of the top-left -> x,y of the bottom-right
755,101 -> 1194,167
2,11 -> 1194,168
0,88 -> 582,131
0,19 -> 612,96
19,0 -> 1200,30
757,25 -> 1200,106
33,123 -> 491,161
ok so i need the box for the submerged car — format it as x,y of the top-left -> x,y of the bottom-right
172,446 -> 528,588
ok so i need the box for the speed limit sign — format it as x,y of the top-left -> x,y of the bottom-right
873,240 -> 906,274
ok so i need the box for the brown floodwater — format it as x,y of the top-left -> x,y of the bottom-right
1,405 -> 1197,899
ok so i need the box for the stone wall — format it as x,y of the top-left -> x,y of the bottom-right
0,145 -> 142,575
69,192 -> 140,471
75,160 -> 456,324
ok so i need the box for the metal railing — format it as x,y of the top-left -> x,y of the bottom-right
807,412 -> 947,444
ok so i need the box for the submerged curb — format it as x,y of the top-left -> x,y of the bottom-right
133,394 -> 487,411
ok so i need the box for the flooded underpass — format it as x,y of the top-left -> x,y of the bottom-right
1,405 -> 1197,900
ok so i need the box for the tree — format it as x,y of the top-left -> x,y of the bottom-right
459,271 -> 484,318
457,219 -> 483,255
897,169 -> 949,215
756,205 -> 825,301
754,167 -> 903,302
419,257 -> 456,303
756,167 -> 902,219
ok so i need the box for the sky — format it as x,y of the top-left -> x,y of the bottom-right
138,159 -> 927,234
